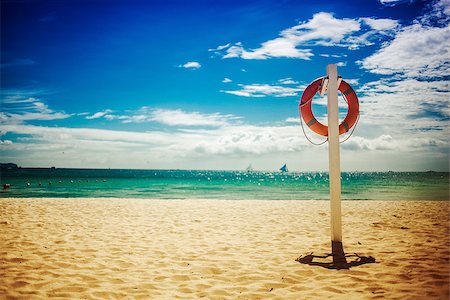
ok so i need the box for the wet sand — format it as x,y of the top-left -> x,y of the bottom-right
1,198 -> 449,299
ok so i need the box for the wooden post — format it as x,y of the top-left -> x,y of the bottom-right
326,64 -> 343,251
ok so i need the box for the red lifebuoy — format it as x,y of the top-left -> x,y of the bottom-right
299,77 -> 359,137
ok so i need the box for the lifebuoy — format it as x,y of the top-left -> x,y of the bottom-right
299,77 -> 359,137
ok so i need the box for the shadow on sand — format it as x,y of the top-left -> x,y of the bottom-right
296,242 -> 376,270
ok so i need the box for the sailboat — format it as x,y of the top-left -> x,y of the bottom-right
279,164 -> 288,172
245,164 -> 253,172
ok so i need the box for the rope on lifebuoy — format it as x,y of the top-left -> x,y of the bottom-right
339,93 -> 360,144
298,78 -> 327,145
299,112 -> 328,146
340,113 -> 359,144
337,90 -> 360,144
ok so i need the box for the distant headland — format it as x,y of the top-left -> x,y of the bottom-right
0,163 -> 20,170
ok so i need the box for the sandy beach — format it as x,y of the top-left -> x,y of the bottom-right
0,198 -> 449,299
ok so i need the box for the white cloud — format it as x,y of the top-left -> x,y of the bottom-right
0,89 -> 55,103
345,79 -> 359,86
1,124 -> 173,145
213,12 -> 400,60
222,41 -> 313,60
1,97 -> 37,104
222,83 -> 303,97
360,23 -> 450,78
343,134 -> 398,150
361,17 -> 399,31
285,117 -> 301,123
290,12 -> 361,45
89,107 -> 241,127
438,0 -> 450,17
222,77 -> 232,83
0,97 -> 71,123
343,134 -> 448,153
278,78 -> 299,85
116,114 -> 148,123
149,109 -> 240,127
415,0 -> 449,27
5,112 -> 70,122
179,61 -> 201,69
208,43 -> 231,52
355,78 -> 449,146
378,0 -> 407,6
336,61 -> 347,67
320,53 -> 347,58
217,12 -> 360,59
86,109 -> 113,120
0,123 -> 306,168
187,124 -> 305,156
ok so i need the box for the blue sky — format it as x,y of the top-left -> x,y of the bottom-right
1,0 -> 449,171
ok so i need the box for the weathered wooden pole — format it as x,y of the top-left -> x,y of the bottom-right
326,64 -> 343,254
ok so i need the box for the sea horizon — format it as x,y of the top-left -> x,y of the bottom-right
2,162 -> 448,173
2,167 -> 448,201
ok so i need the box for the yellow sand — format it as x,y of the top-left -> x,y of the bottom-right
1,198 -> 449,299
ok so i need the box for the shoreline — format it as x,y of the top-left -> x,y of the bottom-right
1,198 -> 449,299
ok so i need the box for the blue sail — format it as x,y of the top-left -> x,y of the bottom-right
280,164 -> 288,172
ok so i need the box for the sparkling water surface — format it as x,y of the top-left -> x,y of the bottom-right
1,169 -> 448,200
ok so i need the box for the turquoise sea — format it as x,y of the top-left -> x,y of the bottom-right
1,168 -> 448,200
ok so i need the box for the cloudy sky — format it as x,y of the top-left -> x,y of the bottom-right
1,0 -> 449,171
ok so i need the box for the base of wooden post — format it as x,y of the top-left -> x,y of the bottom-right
331,241 -> 347,267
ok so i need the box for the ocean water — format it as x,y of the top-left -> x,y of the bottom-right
0,168 -> 448,200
